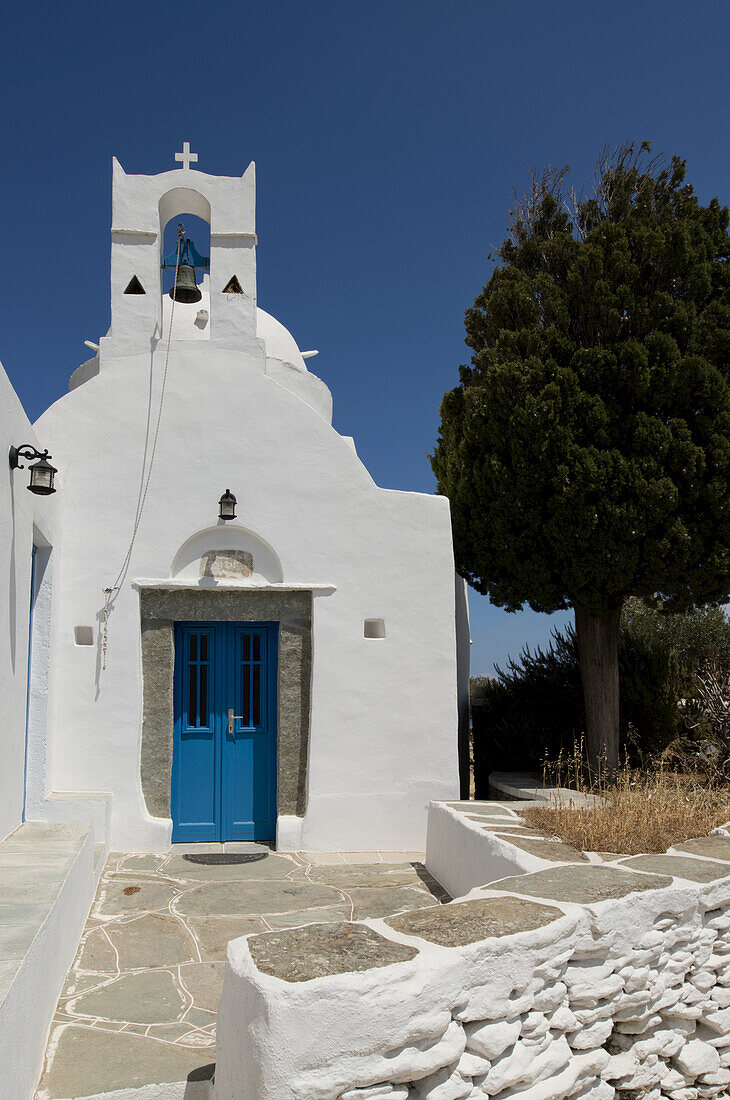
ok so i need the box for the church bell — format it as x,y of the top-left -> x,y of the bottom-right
170,264 -> 202,304
162,224 -> 209,304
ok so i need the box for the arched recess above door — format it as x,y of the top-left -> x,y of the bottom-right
170,526 -> 284,585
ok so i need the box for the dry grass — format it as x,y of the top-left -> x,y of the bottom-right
521,759 -> 730,856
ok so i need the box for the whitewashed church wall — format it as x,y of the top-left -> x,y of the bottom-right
0,360 -> 58,841
22,157 -> 461,851
455,576 -> 471,797
23,540 -> 54,820
215,864 -> 730,1100
34,339 -> 460,851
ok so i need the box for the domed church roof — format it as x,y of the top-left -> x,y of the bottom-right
256,308 -> 307,372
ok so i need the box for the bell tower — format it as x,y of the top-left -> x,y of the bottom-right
104,144 -> 258,355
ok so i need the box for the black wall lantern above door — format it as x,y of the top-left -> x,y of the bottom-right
9,445 -> 58,495
218,489 -> 237,520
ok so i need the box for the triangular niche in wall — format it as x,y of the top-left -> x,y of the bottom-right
124,275 -> 146,295
222,275 -> 243,294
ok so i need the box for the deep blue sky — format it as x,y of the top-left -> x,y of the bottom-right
1,0 -> 728,676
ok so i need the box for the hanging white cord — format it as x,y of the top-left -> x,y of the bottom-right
101,226 -> 184,669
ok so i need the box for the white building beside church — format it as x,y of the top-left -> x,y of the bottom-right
2,147 -> 469,857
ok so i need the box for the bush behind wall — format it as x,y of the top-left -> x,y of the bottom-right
472,600 -> 730,795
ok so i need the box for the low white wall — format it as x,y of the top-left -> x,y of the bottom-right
425,802 -> 553,898
215,838 -> 730,1099
216,900 -> 581,1100
0,826 -> 97,1100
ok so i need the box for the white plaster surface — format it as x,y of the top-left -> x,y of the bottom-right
425,802 -> 552,899
454,577 -> 471,796
24,542 -> 54,821
256,307 -> 307,371
25,158 -> 462,851
161,273 -> 212,342
0,360 -> 58,841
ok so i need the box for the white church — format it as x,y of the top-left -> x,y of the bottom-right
2,145 -> 470,858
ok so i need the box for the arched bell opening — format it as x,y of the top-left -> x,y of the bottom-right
159,190 -> 212,340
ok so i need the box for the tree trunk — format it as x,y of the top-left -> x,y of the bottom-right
574,604 -> 622,777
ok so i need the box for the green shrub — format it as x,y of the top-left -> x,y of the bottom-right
472,630 -> 583,795
618,624 -> 684,761
471,600 -> 730,795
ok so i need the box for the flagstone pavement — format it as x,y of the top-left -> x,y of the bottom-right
36,845 -> 449,1099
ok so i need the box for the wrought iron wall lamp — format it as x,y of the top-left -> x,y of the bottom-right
9,445 -> 58,495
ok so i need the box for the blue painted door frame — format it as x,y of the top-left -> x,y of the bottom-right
172,621 -> 278,842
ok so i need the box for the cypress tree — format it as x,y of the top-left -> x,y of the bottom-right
432,143 -> 730,772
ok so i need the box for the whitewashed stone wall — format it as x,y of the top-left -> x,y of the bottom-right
215,837 -> 730,1100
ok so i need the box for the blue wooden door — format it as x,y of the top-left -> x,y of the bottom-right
172,622 -> 277,842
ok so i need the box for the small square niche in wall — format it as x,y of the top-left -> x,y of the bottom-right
364,618 -> 386,639
74,626 -> 94,646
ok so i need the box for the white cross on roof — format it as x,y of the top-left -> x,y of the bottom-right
175,142 -> 198,170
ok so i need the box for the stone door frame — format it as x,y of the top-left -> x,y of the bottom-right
138,587 -> 312,825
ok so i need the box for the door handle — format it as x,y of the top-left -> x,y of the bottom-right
227,708 -> 245,735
